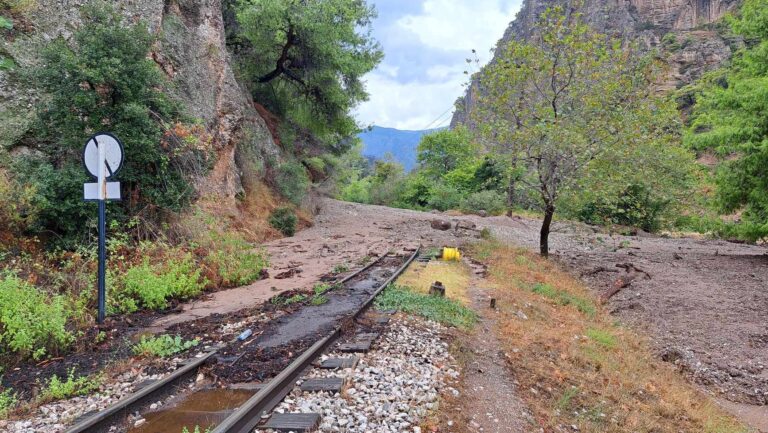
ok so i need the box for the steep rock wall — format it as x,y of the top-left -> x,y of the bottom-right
452,0 -> 740,127
0,0 -> 279,203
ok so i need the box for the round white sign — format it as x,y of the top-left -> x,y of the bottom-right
82,133 -> 124,179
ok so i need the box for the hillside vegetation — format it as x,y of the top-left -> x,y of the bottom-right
0,0 -> 380,374
336,0 -> 768,255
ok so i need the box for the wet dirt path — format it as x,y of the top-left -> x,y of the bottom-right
458,284 -> 533,432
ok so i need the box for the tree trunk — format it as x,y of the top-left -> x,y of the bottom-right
506,177 -> 516,217
540,204 -> 555,257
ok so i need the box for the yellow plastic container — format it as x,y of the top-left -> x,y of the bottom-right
442,247 -> 461,261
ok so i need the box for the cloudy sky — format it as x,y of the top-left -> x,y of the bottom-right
354,0 -> 523,131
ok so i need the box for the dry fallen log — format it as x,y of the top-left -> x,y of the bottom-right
599,262 -> 651,304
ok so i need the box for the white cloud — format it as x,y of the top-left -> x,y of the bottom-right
355,0 -> 522,130
398,0 -> 520,58
356,71 -> 466,130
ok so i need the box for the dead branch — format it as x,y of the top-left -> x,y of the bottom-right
599,262 -> 651,304
581,266 -> 620,277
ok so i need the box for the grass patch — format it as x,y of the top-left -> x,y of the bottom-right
375,285 -> 477,329
395,259 -> 472,305
37,368 -> 101,404
132,335 -> 199,358
531,282 -> 596,317
586,327 -> 618,348
468,241 -> 747,433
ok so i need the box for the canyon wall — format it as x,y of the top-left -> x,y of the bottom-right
452,0 -> 741,127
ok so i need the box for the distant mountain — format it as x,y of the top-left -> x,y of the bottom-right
358,126 -> 443,171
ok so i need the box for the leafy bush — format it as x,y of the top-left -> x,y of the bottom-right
275,162 -> 309,205
28,2 -> 197,244
310,295 -> 328,306
576,184 -> 668,232
0,387 -> 17,418
38,368 -> 101,403
460,190 -> 507,215
114,254 -> 206,313
375,285 -> 477,329
0,274 -> 73,360
0,169 -> 41,236
270,293 -> 307,306
426,183 -> 463,211
206,233 -> 269,287
269,206 -> 298,236
339,177 -> 371,204
132,334 -> 199,358
313,283 -> 332,295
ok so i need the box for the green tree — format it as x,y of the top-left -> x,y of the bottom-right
28,2 -> 195,243
476,6 -> 692,256
417,127 -> 478,179
368,157 -> 405,205
684,0 -> 768,240
235,0 -> 383,151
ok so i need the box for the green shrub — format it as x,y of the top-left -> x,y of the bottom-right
460,190 -> 507,214
275,162 -> 309,205
270,293 -> 307,306
115,254 -> 206,313
339,177 -> 371,204
38,368 -> 100,403
27,2 -> 196,245
310,295 -> 328,306
426,183 -> 464,211
132,334 -> 199,358
576,183 -> 668,232
375,285 -> 477,329
0,169 -> 42,236
0,387 -> 17,418
0,275 -> 73,360
332,263 -> 349,274
206,233 -> 269,287
269,206 -> 298,236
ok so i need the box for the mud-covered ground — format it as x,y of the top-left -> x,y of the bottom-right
10,198 -> 766,430
264,199 -> 768,428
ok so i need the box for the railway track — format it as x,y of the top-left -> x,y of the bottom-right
65,247 -> 420,433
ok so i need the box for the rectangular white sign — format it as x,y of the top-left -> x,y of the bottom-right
84,182 -> 121,201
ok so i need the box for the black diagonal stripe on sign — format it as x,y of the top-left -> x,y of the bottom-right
93,137 -> 114,177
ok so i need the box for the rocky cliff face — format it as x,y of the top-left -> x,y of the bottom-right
452,0 -> 741,127
0,0 -> 279,204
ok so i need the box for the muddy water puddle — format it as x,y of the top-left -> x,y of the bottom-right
129,388 -> 254,433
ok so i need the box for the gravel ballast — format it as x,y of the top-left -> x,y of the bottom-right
257,316 -> 459,433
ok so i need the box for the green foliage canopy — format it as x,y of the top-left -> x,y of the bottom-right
235,0 -> 383,151
476,6 -> 694,255
27,2 -> 196,244
685,0 -> 768,240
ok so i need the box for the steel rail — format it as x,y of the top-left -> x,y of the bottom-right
64,351 -> 216,433
63,248 -> 417,433
212,246 -> 420,433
